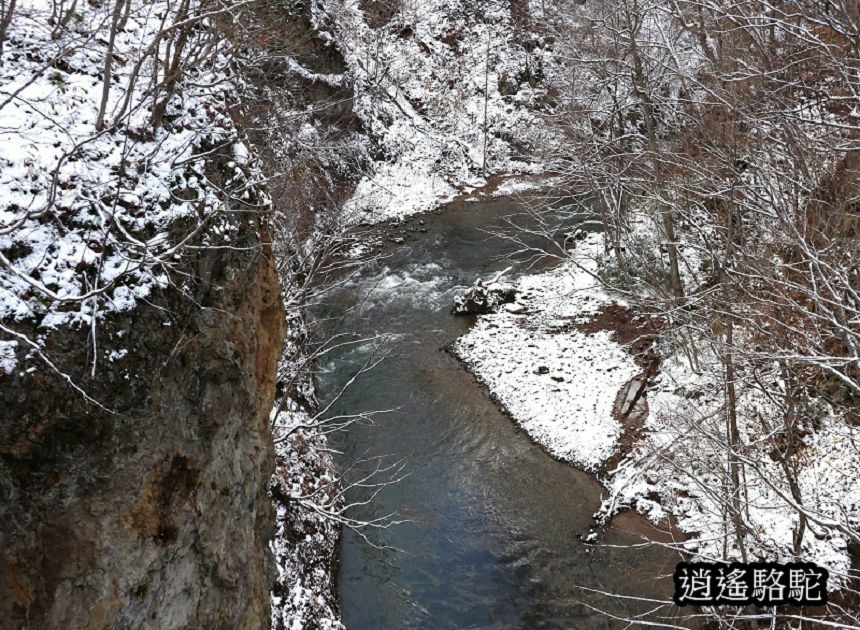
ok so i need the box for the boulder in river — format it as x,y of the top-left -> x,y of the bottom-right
452,267 -> 517,315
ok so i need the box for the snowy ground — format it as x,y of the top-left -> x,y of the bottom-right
453,233 -> 639,471
601,348 -> 860,585
311,0 -> 557,223
487,175 -> 564,198
453,231 -> 860,588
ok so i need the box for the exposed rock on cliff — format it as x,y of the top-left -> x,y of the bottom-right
0,223 -> 284,629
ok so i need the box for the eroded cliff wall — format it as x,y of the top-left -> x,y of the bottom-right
0,224 -> 284,629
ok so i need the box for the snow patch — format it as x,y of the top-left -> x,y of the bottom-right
0,0 -> 265,333
0,340 -> 18,374
453,234 -> 637,470
313,0 -> 557,223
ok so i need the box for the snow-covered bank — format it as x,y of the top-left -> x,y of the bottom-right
311,0 -> 556,223
271,402 -> 344,630
453,232 -> 860,587
269,301 -> 345,629
600,349 -> 860,582
452,234 -> 639,471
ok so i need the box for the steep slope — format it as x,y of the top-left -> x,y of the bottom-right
312,0 -> 556,222
0,225 -> 283,628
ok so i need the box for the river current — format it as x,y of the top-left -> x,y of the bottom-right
313,197 -> 681,629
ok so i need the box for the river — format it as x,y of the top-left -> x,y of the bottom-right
313,196 -> 683,629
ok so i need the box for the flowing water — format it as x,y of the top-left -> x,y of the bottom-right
313,198 -> 682,629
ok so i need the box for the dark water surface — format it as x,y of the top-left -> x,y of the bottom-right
313,198 -> 682,629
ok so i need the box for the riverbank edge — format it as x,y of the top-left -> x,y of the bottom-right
439,224 -> 672,533
442,341 -> 681,544
441,194 -> 860,607
372,179 -> 657,512
269,301 -> 345,629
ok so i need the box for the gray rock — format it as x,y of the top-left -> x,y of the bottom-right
452,268 -> 517,315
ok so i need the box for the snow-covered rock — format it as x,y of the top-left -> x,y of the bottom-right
452,270 -> 517,315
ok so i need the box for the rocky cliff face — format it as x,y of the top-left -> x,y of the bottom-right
0,223 -> 283,629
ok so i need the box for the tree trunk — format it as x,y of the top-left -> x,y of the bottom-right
0,0 -> 17,66
626,11 -> 684,299
95,0 -> 125,131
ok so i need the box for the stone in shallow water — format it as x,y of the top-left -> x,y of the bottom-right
452,269 -> 517,315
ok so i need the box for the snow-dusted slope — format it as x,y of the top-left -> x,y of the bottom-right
0,0 -> 263,368
311,0 -> 556,222
1,1 -> 345,627
601,349 -> 860,583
